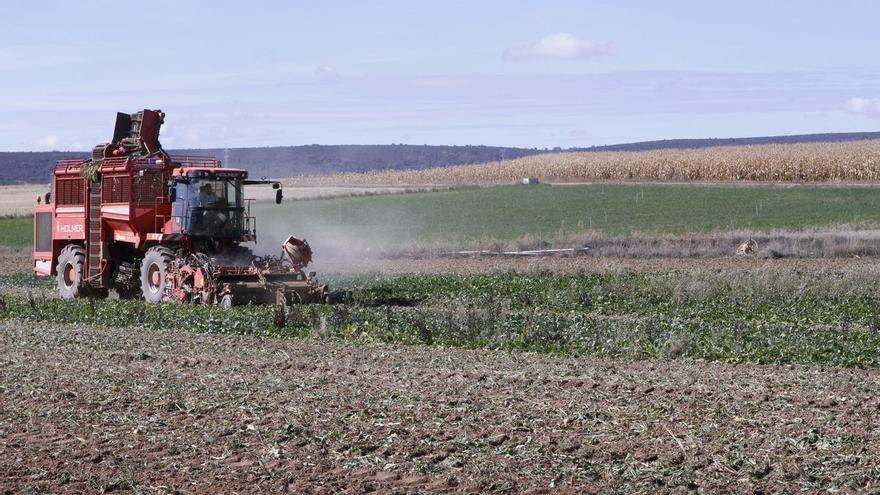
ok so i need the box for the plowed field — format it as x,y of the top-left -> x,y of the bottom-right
2,320 -> 878,493
3,250 -> 880,492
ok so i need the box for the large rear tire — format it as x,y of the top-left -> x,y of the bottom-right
56,244 -> 86,300
140,246 -> 174,304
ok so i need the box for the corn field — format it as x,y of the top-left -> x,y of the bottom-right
298,139 -> 880,185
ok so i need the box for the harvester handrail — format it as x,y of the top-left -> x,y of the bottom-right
244,198 -> 255,234
153,195 -> 166,232
53,159 -> 90,174
100,156 -> 132,173
170,155 -> 221,168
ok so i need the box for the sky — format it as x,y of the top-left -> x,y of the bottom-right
1,0 -> 880,151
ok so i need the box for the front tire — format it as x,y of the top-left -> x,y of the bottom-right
56,244 -> 86,300
140,246 -> 174,304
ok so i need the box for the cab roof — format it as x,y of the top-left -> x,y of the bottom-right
173,167 -> 249,178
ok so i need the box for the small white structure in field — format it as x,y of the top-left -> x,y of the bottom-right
522,177 -> 540,185
735,239 -> 757,257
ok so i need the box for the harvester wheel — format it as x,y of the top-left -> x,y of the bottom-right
140,246 -> 174,304
56,244 -> 86,300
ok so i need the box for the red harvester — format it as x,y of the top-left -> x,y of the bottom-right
33,109 -> 328,306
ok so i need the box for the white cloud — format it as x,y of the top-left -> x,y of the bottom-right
503,32 -> 614,61
33,135 -> 59,150
314,64 -> 342,82
28,134 -> 90,151
845,97 -> 880,118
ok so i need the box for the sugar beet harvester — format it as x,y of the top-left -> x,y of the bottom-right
32,110 -> 328,306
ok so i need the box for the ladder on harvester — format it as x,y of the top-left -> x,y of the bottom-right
86,179 -> 105,287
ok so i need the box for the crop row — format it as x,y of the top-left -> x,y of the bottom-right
0,293 -> 877,367
2,269 -> 880,367
341,271 -> 880,326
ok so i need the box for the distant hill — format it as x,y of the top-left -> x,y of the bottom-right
0,145 -> 541,185
2,132 -> 879,184
182,144 -> 542,180
574,131 -> 880,152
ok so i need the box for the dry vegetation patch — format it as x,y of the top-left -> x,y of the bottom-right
298,139 -> 880,185
383,226 -> 880,260
0,184 -> 46,216
0,184 -> 443,219
321,253 -> 880,277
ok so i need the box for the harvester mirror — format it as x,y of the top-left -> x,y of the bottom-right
275,189 -> 283,204
272,183 -> 280,190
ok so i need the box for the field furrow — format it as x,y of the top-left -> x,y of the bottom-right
1,320 -> 878,493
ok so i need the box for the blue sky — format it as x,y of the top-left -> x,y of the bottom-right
2,0 -> 879,151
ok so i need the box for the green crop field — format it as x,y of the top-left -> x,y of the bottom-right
0,215 -> 34,248
6,183 -> 880,250
256,183 -> 880,244
3,268 -> 879,367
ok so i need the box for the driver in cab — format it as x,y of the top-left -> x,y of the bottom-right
197,183 -> 218,206
196,183 -> 231,232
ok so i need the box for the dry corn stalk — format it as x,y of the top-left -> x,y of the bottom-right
296,139 -> 880,186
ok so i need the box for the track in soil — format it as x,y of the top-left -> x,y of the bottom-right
1,320 -> 878,493
7,249 -> 880,277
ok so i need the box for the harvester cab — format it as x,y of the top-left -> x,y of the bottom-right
167,168 -> 285,241
33,109 -> 327,307
169,169 -> 250,239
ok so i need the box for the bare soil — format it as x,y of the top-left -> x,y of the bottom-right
256,184 -> 442,202
0,184 -> 439,217
0,250 -> 29,275
1,320 -> 878,494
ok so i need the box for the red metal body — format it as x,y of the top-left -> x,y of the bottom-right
32,109 -> 326,306
33,154 -> 253,280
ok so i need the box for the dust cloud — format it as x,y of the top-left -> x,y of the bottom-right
245,198 -> 420,274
